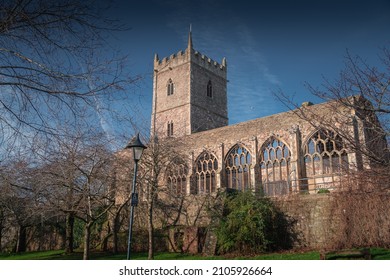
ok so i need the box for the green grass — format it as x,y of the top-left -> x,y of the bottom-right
251,251 -> 320,260
0,250 -> 224,260
370,248 -> 390,260
324,248 -> 390,260
1,248 -> 389,260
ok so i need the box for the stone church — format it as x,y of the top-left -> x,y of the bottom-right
149,31 -> 383,197
114,31 -> 389,254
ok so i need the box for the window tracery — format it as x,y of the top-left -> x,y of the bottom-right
193,151 -> 218,194
225,145 -> 252,190
303,129 -> 348,177
259,138 -> 291,196
166,159 -> 188,195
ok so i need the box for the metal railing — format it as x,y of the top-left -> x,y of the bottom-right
262,175 -> 345,197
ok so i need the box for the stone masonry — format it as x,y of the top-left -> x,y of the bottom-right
151,31 -> 228,139
150,31 -> 386,198
118,31 -> 389,254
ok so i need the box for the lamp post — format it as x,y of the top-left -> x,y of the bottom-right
125,133 -> 146,260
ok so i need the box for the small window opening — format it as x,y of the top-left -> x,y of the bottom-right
167,79 -> 174,96
207,80 -> 212,98
167,121 -> 174,137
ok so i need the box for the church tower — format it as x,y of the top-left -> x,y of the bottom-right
151,31 -> 228,139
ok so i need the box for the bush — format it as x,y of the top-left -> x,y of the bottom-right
317,189 -> 330,194
215,191 -> 293,254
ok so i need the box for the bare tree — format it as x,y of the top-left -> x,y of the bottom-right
109,151 -> 132,254
276,48 -> 389,172
39,147 -> 81,254
0,160 -> 45,252
133,136 -> 219,258
113,135 -> 186,259
75,143 -> 114,260
138,137 -> 177,259
38,130 -> 115,259
0,0 -> 137,154
0,0 -> 141,256
275,48 -> 390,250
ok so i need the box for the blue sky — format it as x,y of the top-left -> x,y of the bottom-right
105,0 -> 390,130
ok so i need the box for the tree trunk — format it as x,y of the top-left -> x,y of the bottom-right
16,225 -> 27,253
0,222 -> 3,253
0,210 -> 3,252
148,199 -> 154,260
83,223 -> 92,260
112,211 -> 120,254
65,213 -> 75,254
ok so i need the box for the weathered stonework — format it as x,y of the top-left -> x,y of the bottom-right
151,32 -> 228,139
116,32 -> 389,254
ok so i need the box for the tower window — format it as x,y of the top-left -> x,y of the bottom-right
207,80 -> 212,98
167,121 -> 174,137
167,79 -> 174,96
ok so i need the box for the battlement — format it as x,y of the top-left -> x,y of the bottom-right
154,49 -> 187,71
154,31 -> 226,75
192,50 -> 227,72
154,48 -> 227,75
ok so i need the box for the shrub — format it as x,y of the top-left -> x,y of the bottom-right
215,191 -> 293,254
317,189 -> 330,194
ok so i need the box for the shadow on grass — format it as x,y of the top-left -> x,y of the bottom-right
0,251 -> 213,260
1,248 -> 389,260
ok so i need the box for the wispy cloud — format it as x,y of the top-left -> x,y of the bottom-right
218,24 -> 282,123
162,0 -> 282,124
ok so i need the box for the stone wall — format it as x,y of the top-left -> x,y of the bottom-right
132,191 -> 322,253
169,191 -> 390,254
275,194 -> 337,250
171,194 -> 337,253
190,61 -> 228,133
274,190 -> 390,250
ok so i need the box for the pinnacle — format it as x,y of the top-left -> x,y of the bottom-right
187,26 -> 193,51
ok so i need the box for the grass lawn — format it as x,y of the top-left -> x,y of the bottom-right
1,248 -> 389,260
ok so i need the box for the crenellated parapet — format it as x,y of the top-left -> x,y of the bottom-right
191,50 -> 227,76
154,49 -> 188,72
154,49 -> 226,74
154,31 -> 227,77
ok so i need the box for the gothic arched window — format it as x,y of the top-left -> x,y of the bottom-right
259,138 -> 291,196
207,80 -> 212,98
166,159 -> 188,195
193,151 -> 218,194
225,144 -> 252,191
303,129 -> 349,191
304,129 -> 348,177
167,79 -> 174,96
